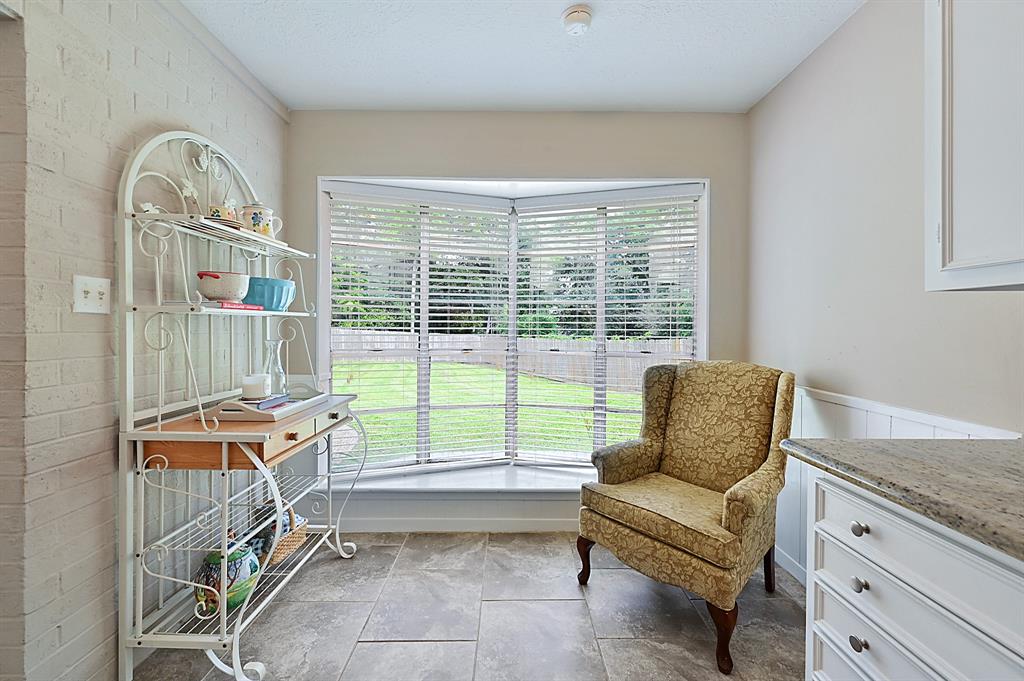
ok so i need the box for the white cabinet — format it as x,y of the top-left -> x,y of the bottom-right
805,477 -> 1024,680
924,0 -> 1024,291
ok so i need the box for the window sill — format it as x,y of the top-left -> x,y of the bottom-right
332,462 -> 595,495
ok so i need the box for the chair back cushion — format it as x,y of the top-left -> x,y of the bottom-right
659,361 -> 782,493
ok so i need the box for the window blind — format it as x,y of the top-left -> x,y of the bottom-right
328,183 -> 702,473
513,196 -> 700,463
329,193 -> 511,470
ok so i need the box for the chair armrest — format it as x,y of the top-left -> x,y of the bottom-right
721,454 -> 787,536
591,439 -> 661,485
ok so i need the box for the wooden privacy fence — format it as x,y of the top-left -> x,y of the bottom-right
331,329 -> 693,389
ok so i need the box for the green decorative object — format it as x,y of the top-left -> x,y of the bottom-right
193,544 -> 260,615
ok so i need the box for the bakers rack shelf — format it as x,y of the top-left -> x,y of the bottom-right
130,304 -> 315,318
116,131 -> 360,681
128,212 -> 315,259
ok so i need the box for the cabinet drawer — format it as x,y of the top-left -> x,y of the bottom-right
817,478 -> 1024,651
264,417 -> 317,459
817,532 -> 1023,680
813,633 -> 865,681
815,583 -> 936,681
315,406 -> 349,433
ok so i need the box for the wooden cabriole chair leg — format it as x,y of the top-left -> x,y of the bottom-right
764,546 -> 776,593
706,601 -> 739,675
576,535 -> 595,585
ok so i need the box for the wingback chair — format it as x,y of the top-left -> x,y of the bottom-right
576,361 -> 795,675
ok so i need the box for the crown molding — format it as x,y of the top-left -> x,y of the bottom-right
157,0 -> 290,123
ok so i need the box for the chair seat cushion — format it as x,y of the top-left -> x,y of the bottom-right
581,473 -> 741,568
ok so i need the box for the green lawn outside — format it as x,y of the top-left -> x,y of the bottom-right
332,361 -> 642,466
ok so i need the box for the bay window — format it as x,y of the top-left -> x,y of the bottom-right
324,181 -> 705,473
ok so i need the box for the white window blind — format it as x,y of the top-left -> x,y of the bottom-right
513,195 -> 700,463
328,183 -> 702,473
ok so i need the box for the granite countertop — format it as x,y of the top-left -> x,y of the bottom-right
780,438 -> 1024,562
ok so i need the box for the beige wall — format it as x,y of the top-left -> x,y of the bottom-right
2,2 -> 288,679
748,0 -> 1024,432
285,111 -> 750,362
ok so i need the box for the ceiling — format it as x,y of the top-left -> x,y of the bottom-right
181,0 -> 863,113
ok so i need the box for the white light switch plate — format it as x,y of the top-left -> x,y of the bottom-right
73,275 -> 111,314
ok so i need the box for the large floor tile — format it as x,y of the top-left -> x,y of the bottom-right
237,601 -> 372,681
133,648 -> 217,681
584,568 -> 709,639
394,532 -> 487,570
696,595 -> 805,679
694,593 -> 806,633
360,569 -> 483,641
740,562 -> 806,606
730,622 -> 805,680
590,544 -> 629,569
483,532 -> 584,600
277,545 -> 400,602
340,641 -> 476,681
734,595 -> 806,632
599,637 -> 740,681
475,600 -> 607,681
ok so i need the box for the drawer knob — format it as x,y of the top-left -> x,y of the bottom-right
848,636 -> 869,653
850,576 -> 870,593
849,520 -> 871,537
329,412 -> 340,419
285,431 -> 299,441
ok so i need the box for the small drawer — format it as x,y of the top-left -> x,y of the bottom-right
813,633 -> 865,681
816,478 -> 1024,651
816,533 -> 1024,680
315,406 -> 349,433
815,583 -> 936,681
264,417 -> 317,458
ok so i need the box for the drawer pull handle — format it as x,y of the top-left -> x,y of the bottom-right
329,412 -> 340,419
848,636 -> 869,653
285,432 -> 299,441
850,576 -> 870,593
849,520 -> 871,537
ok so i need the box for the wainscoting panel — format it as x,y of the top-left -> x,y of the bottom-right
774,387 -> 1021,584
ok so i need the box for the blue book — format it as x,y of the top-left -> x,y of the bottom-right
241,394 -> 290,410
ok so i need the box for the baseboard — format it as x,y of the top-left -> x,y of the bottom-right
774,543 -> 806,587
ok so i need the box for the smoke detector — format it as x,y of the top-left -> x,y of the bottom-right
562,4 -> 592,36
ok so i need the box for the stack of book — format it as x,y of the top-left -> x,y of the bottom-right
239,394 -> 290,411
211,301 -> 264,311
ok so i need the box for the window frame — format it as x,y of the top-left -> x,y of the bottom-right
317,178 -> 710,478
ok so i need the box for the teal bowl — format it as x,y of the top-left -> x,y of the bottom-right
243,277 -> 296,311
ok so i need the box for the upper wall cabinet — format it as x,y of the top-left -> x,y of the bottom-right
925,0 -> 1024,291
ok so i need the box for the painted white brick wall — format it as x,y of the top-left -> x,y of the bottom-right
0,11 -> 27,681
4,2 -> 288,679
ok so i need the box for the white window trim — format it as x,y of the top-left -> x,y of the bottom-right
317,177 -> 710,477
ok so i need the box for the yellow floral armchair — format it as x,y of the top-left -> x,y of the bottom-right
576,361 -> 795,675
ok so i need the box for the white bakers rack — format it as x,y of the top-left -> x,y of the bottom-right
116,131 -> 362,681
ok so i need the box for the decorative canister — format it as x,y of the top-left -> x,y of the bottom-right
193,544 -> 260,615
240,202 -> 283,237
240,202 -> 267,233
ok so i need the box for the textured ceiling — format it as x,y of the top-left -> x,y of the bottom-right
180,0 -> 863,112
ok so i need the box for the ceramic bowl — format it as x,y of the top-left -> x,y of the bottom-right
197,271 -> 249,302
242,277 -> 296,311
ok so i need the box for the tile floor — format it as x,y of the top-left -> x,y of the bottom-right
134,532 -> 806,681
